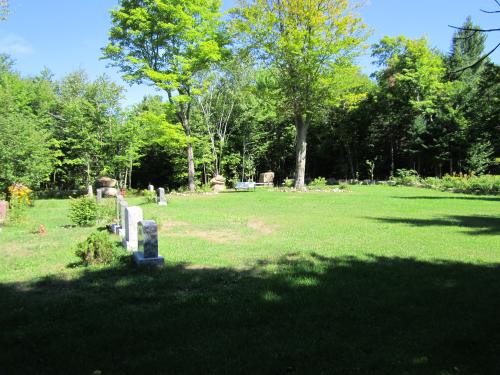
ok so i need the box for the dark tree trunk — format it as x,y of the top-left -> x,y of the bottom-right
294,113 -> 308,189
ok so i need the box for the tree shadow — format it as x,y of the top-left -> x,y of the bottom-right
393,196 -> 500,203
373,215 -> 500,235
1,254 -> 500,374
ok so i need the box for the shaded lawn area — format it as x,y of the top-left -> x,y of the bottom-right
0,186 -> 499,374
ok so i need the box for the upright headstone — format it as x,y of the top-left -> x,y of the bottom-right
96,188 -> 103,203
157,187 -> 167,206
87,185 -> 94,197
119,200 -> 128,239
133,220 -> 164,267
148,184 -> 154,192
0,200 -> 8,225
259,171 -> 275,184
124,206 -> 143,251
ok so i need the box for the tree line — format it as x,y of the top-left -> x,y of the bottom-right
0,0 -> 498,194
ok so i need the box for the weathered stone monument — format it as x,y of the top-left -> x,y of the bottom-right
133,220 -> 164,267
259,171 -> 275,185
97,177 -> 118,197
124,206 -> 143,251
157,187 -> 167,206
210,175 -> 226,193
148,184 -> 154,192
87,185 -> 93,197
119,200 -> 128,239
0,200 -> 8,227
96,188 -> 103,203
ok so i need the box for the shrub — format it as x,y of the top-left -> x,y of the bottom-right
69,196 -> 98,226
339,183 -> 349,190
392,169 -> 421,186
308,177 -> 328,189
6,184 -> 32,223
284,178 -> 295,188
142,189 -> 157,204
75,231 -> 122,266
97,199 -> 116,225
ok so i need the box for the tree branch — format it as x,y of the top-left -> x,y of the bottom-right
453,42 -> 500,74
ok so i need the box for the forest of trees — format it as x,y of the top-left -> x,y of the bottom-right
0,0 -> 498,193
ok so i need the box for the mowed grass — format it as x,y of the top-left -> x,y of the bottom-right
1,186 -> 499,374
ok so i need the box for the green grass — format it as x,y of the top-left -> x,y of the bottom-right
1,186 -> 499,374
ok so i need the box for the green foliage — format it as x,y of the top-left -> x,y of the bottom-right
339,182 -> 349,190
466,140 -> 494,175
308,177 -> 328,189
0,112 -> 54,191
283,178 -> 295,188
391,169 -> 421,186
75,231 -> 122,266
142,189 -> 157,204
69,197 -> 97,227
423,175 -> 500,195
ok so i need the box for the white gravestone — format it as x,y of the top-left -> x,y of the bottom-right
124,206 -> 143,251
157,187 -> 167,206
119,200 -> 128,239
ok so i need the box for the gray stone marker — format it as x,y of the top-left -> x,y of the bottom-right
119,200 -> 128,239
133,220 -> 164,267
124,206 -> 143,251
96,188 -> 103,203
87,185 -> 94,197
148,184 -> 154,192
157,187 -> 167,206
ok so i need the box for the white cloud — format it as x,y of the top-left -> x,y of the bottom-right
0,33 -> 34,56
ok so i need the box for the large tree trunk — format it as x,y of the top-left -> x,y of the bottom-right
187,140 -> 196,192
294,114 -> 308,190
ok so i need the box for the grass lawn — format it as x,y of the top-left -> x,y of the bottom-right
1,186 -> 499,374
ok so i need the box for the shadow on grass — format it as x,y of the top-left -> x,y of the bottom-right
373,215 -> 500,236
1,255 -> 500,374
393,196 -> 500,202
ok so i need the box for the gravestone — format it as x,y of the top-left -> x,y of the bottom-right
158,187 -> 167,206
96,188 -> 103,203
133,220 -> 164,267
148,184 -> 154,192
0,200 -> 8,225
124,206 -> 143,251
119,200 -> 128,239
259,171 -> 275,184
110,195 -> 123,234
87,185 -> 93,197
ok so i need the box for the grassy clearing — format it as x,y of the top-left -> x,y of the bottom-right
0,186 -> 499,374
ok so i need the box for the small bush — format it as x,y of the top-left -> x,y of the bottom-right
339,183 -> 349,190
6,184 -> 32,223
142,189 -> 157,204
69,196 -> 97,226
284,178 -> 295,188
392,169 -> 421,186
308,177 -> 328,189
75,231 -> 121,266
97,199 -> 116,225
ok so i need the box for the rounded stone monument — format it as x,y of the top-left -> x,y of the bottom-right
210,175 -> 226,193
97,177 -> 118,197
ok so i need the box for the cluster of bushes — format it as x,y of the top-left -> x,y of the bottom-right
69,196 -> 115,227
391,169 -> 499,194
75,231 -> 123,266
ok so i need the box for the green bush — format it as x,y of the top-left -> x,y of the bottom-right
308,177 -> 328,189
339,183 -> 349,190
97,199 -> 116,225
142,189 -> 157,204
422,174 -> 499,194
69,197 -> 98,226
284,178 -> 295,188
392,169 -> 421,186
75,231 -> 122,266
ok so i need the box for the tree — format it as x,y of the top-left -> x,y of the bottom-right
0,0 -> 8,20
448,0 -> 500,72
235,0 -> 366,189
103,0 -> 226,192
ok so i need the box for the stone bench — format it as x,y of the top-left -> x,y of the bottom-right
235,181 -> 256,191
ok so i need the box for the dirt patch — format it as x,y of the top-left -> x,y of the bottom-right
160,220 -> 190,231
247,219 -> 275,235
174,229 -> 243,244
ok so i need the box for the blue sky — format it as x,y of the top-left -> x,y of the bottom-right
1,0 -> 498,106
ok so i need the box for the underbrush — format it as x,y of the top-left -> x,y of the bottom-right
391,169 -> 499,195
